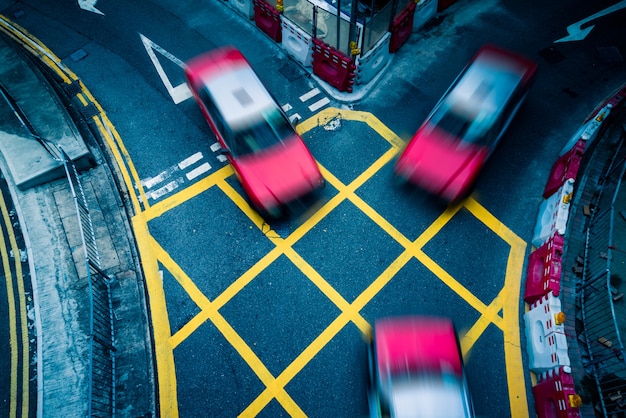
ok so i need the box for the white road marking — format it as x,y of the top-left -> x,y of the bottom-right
141,152 -> 212,199
282,103 -> 293,112
186,162 -> 212,181
217,155 -> 228,163
308,97 -> 330,112
178,152 -> 203,170
555,0 -> 626,42
299,88 -> 321,102
142,168 -> 176,190
289,113 -> 302,124
139,33 -> 192,104
78,0 -> 104,15
148,178 -> 184,200
210,142 -> 222,152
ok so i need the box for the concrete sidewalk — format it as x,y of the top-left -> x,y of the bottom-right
0,29 -> 154,417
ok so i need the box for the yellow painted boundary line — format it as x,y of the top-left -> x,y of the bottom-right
0,14 -> 530,415
138,107 -> 529,416
0,186 -> 29,417
0,15 -> 147,215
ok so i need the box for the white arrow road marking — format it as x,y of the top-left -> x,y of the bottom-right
78,0 -> 104,15
139,33 -> 192,104
555,0 -> 626,43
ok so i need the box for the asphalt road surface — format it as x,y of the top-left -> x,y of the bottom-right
1,0 -> 626,416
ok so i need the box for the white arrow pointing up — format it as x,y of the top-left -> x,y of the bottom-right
78,0 -> 104,15
555,0 -> 626,43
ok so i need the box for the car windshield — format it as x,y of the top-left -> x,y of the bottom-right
429,100 -> 498,146
229,107 -> 294,157
430,57 -> 527,146
379,371 -> 471,418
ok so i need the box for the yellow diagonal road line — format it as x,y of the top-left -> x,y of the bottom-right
130,108 -> 528,417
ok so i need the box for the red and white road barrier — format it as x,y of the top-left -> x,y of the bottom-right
532,179 -> 574,248
524,291 -> 570,374
524,233 -> 564,304
533,366 -> 582,418
524,83 -> 626,417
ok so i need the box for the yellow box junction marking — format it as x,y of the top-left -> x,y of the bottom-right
132,108 -> 530,417
0,18 -> 532,412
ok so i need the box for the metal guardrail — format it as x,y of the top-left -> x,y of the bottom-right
580,127 -> 626,417
61,148 -> 116,417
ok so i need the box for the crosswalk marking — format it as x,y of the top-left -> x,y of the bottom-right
186,162 -> 212,181
140,152 -> 215,201
299,88 -> 321,102
308,97 -> 330,112
178,152 -> 203,170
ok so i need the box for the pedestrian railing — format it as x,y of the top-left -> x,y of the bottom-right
61,148 -> 116,417
580,127 -> 626,417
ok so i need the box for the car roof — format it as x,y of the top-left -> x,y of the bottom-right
375,316 -> 463,376
187,47 -> 276,129
204,66 -> 275,128
444,51 -> 528,119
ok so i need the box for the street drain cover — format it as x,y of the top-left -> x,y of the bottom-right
279,63 -> 305,81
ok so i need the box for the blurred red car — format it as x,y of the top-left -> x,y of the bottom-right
184,47 -> 324,217
394,44 -> 537,201
368,316 -> 474,418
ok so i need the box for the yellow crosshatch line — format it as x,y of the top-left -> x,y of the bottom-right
0,18 -> 528,417
131,108 -> 528,417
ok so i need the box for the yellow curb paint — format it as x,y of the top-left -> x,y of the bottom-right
132,216 -> 179,417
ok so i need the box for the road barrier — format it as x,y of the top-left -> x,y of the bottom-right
356,32 -> 391,85
524,83 -> 626,417
253,0 -> 283,42
312,39 -> 357,92
281,17 -> 314,67
543,139 -> 585,198
413,0 -> 437,31
532,179 -> 574,248
524,233 -> 564,304
532,366 -> 582,418
389,2 -> 415,53
524,291 -> 570,374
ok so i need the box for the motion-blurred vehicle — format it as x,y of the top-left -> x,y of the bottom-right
367,316 -> 475,418
394,44 -> 537,201
185,46 -> 324,217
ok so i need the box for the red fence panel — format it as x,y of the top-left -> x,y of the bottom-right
253,0 -> 282,42
543,140 -> 585,198
389,2 -> 416,53
533,367 -> 581,418
312,39 -> 356,92
524,233 -> 564,304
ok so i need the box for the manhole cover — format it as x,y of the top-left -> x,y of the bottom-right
279,63 -> 305,81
